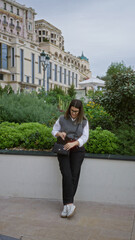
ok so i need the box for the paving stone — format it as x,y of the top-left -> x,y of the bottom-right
0,197 -> 135,240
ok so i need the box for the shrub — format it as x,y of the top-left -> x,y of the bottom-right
0,122 -> 21,149
95,70 -> 135,126
85,127 -> 118,154
113,124 -> 135,156
0,92 -> 61,127
84,101 -> 114,130
0,122 -> 56,150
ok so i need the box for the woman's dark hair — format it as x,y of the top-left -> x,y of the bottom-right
65,99 -> 86,123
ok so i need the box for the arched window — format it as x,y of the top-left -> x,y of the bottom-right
59,54 -> 62,60
54,52 -> 58,58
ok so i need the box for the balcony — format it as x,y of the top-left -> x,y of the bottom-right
9,23 -> 15,29
2,20 -> 8,26
16,25 -> 21,31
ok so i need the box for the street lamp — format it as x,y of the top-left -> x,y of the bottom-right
40,50 -> 50,91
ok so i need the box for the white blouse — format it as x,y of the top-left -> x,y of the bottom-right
52,117 -> 89,147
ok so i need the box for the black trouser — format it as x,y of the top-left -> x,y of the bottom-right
57,148 -> 85,205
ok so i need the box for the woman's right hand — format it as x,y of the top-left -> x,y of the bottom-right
56,132 -> 66,140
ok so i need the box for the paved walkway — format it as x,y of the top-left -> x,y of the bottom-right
0,197 -> 135,240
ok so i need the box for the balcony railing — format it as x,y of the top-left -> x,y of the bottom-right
2,21 -> 8,26
16,26 -> 21,31
9,23 -> 15,29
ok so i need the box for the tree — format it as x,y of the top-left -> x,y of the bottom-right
67,84 -> 76,98
99,61 -> 134,83
96,70 -> 135,126
106,61 -> 133,77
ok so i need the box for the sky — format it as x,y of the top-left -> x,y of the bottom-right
18,0 -> 135,77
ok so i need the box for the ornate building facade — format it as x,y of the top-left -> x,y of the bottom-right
0,0 -> 91,92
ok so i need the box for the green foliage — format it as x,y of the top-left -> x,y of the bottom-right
0,84 -> 14,96
95,71 -> 135,126
53,86 -> 66,96
0,122 -> 21,149
67,84 -> 76,98
106,61 -> 133,77
38,87 -> 72,112
84,101 -> 114,130
87,90 -> 104,99
85,127 -> 118,154
0,92 -> 61,127
113,124 -> 135,156
58,95 -> 71,112
0,122 -> 56,150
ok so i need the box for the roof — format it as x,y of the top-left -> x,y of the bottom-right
78,52 -> 89,62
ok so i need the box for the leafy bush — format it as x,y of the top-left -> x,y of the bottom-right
85,127 -> 118,154
95,70 -> 135,126
0,122 -> 56,150
84,101 -> 114,130
113,124 -> 135,156
0,92 -> 61,127
0,122 -> 21,149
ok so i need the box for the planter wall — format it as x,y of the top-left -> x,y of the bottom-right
0,152 -> 135,205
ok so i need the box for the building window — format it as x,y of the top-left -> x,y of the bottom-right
39,79 -> 41,85
28,11 -> 32,19
4,2 -> 6,10
3,16 -> 6,23
68,70 -> 70,85
26,76 -> 29,83
31,53 -> 35,84
11,47 -> 15,67
0,74 -> 4,80
64,69 -> 66,84
54,64 -> 57,81
17,21 -> 19,27
39,37 -> 41,42
11,74 -> 15,81
0,43 -> 8,70
10,5 -> 13,13
39,31 -> 41,35
43,30 -> 45,35
28,23 -> 32,31
10,18 -> 13,24
38,56 -> 41,74
72,72 -> 74,85
76,74 -> 78,87
59,66 -> 62,83
49,62 -> 52,79
20,49 -> 24,82
17,8 -> 19,16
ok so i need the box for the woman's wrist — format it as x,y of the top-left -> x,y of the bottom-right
56,132 -> 60,137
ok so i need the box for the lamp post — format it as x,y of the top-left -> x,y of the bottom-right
40,50 -> 50,91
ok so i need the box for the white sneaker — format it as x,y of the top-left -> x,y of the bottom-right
67,204 -> 76,218
61,205 -> 67,218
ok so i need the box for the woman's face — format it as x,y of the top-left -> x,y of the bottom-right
70,106 -> 79,119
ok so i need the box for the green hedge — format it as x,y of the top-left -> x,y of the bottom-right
84,127 -> 118,154
1,122 -> 135,156
0,122 -> 118,154
0,122 -> 56,150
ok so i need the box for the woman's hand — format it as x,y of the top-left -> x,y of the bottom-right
56,132 -> 66,140
64,141 -> 79,150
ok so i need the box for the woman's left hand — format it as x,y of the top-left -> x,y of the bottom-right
64,141 -> 79,150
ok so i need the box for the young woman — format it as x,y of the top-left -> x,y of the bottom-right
52,99 -> 89,218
